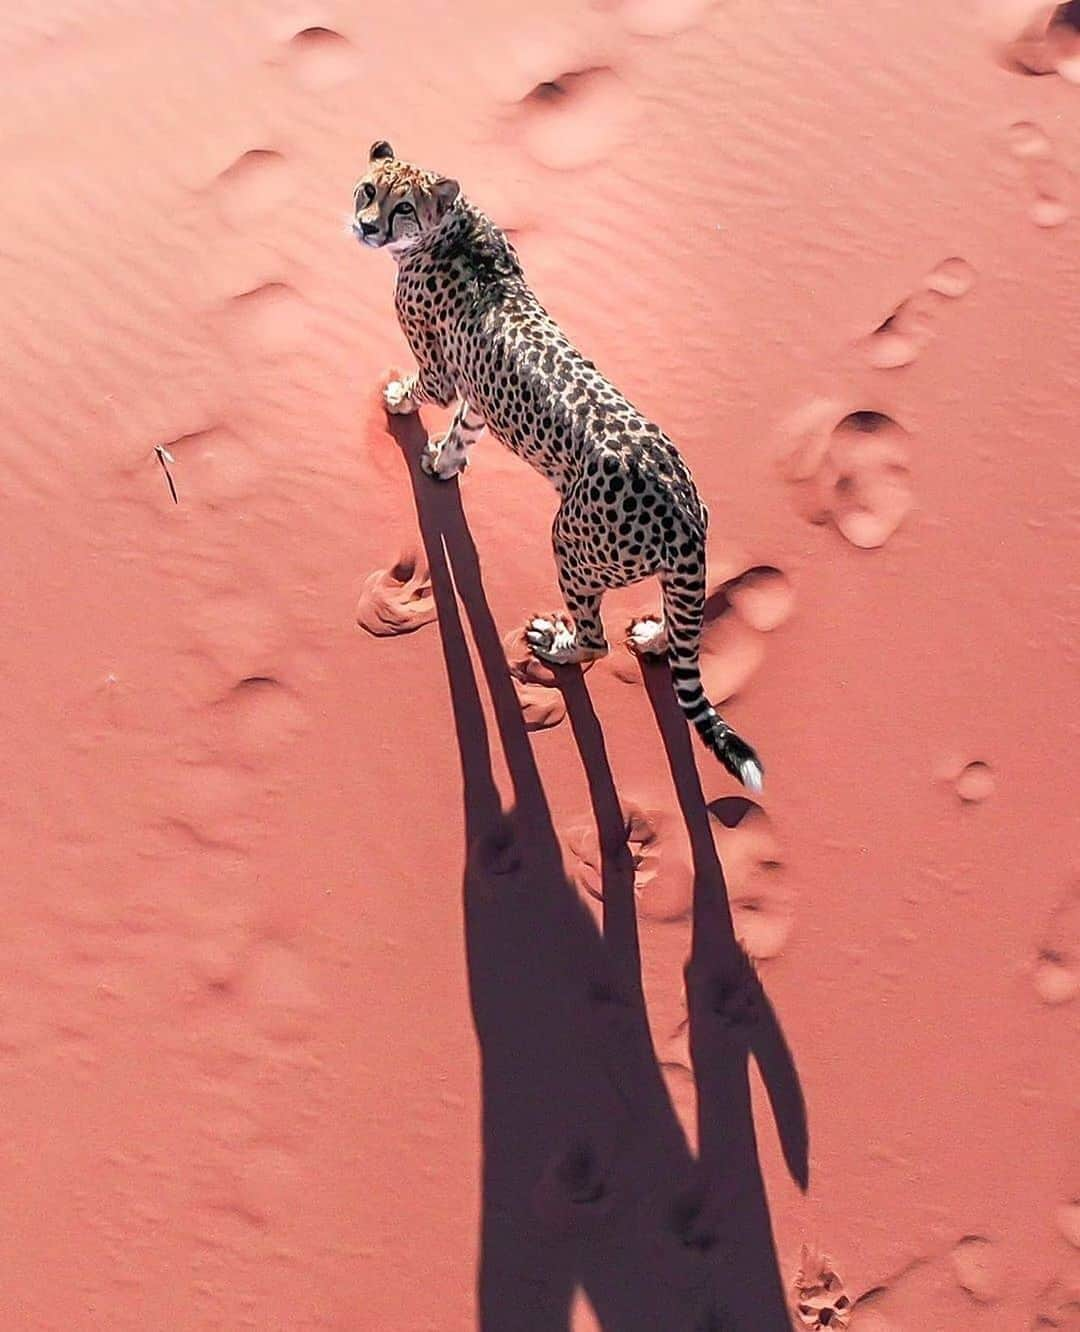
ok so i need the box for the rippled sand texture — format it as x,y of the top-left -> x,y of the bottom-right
1,0 -> 1078,1327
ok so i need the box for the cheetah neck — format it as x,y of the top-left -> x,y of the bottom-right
391,203 -> 474,268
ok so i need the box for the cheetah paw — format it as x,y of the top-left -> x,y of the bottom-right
420,434 -> 469,481
626,616 -> 669,658
525,614 -> 599,666
383,375 -> 417,416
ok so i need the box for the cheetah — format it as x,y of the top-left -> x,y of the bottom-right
352,140 -> 764,791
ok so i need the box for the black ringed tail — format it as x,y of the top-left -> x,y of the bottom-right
660,566 -> 765,792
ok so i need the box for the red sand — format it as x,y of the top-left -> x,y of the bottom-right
2,1 -> 1078,1327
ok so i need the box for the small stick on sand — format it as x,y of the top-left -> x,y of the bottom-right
155,445 -> 178,504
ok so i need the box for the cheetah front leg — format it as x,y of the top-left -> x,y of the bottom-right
383,325 -> 455,416
420,399 -> 486,481
383,364 -> 454,416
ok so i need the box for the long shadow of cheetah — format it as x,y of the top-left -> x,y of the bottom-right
387,412 -> 807,1331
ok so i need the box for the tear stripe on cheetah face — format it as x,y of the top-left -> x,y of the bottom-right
355,142 -> 765,789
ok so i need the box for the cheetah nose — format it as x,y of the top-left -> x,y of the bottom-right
359,219 -> 379,238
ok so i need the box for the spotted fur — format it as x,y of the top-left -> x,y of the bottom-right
353,141 -> 763,790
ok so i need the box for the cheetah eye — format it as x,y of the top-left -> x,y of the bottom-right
397,201 -> 415,215
357,182 -> 375,205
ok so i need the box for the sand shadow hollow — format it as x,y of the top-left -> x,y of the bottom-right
388,413 -> 808,1331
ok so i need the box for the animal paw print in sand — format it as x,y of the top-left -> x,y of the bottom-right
469,815 -> 524,885
949,1235 -> 1003,1304
609,555 -> 794,706
227,281 -> 310,356
214,149 -> 295,228
355,549 -> 436,637
954,760 -> 996,803
861,258 -> 976,369
780,403 -> 913,550
155,425 -> 262,508
210,676 -> 310,770
1055,1199 -> 1080,1248
513,67 -> 634,170
793,1245 -> 853,1330
1033,1276 -> 1080,1328
563,798 -> 693,922
708,798 -> 795,961
532,1137 -> 612,1232
286,26 -> 358,89
1000,0 -> 1080,80
1032,883 -> 1080,1005
1007,122 -> 1072,228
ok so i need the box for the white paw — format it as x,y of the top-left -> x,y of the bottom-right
420,435 -> 468,481
627,616 -> 668,657
383,378 -> 416,415
525,614 -> 583,666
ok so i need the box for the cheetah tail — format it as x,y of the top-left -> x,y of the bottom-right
672,664 -> 765,793
661,570 -> 765,792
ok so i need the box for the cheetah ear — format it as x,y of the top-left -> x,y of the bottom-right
431,176 -> 460,216
369,140 -> 395,162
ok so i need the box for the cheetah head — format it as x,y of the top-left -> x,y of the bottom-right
351,140 -> 460,255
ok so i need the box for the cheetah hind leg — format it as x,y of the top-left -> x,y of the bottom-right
420,432 -> 470,480
626,614 -> 669,658
525,611 -> 608,667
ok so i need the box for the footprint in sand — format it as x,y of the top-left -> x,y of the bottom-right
470,816 -> 523,879
157,425 -> 262,506
953,760 -> 996,803
1032,883 -> 1080,1005
1032,1277 -> 1080,1327
356,549 -> 437,638
861,258 -> 976,369
1006,121 -> 1072,228
999,1 -> 1080,80
723,565 -> 796,633
1056,1200 -> 1080,1248
563,798 -> 693,922
780,403 -> 913,550
187,592 -> 289,685
158,762 -> 266,853
532,1138 -> 612,1231
287,26 -> 358,89
793,1244 -> 853,1329
949,1235 -> 1003,1304
214,149 -> 295,228
608,557 -> 794,707
514,67 -> 634,170
227,281 -> 310,355
210,676 -> 310,770
708,798 -> 795,961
